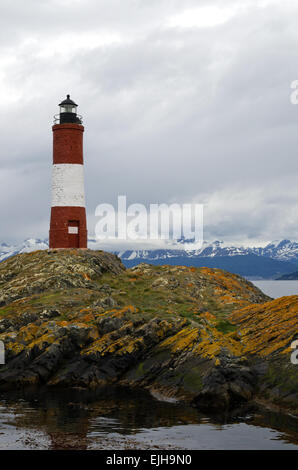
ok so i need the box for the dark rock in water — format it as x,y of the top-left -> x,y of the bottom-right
194,361 -> 257,411
0,250 -> 296,415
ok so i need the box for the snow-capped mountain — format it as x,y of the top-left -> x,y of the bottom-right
0,238 -> 49,262
255,239 -> 298,262
114,239 -> 298,264
110,240 -> 298,279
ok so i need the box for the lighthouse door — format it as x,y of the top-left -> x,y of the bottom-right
68,220 -> 80,248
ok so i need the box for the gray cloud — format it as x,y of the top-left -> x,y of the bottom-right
0,0 -> 297,246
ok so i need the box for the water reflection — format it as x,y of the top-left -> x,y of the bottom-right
0,386 -> 297,450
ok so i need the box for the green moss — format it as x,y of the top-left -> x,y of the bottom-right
135,361 -> 145,378
0,306 -> 13,316
215,320 -> 237,334
204,296 -> 232,318
263,361 -> 298,394
183,369 -> 203,392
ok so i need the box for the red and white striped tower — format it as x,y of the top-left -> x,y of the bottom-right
49,95 -> 87,249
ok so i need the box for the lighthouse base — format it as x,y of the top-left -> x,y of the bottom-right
49,206 -> 87,249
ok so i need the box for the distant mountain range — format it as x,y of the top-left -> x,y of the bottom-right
114,239 -> 298,263
111,239 -> 298,279
1,238 -> 298,279
277,270 -> 298,280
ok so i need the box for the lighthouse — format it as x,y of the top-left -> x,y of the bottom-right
49,95 -> 87,249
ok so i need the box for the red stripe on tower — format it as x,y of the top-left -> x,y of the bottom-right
49,95 -> 87,249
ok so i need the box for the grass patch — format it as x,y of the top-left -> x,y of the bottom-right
215,319 -> 237,334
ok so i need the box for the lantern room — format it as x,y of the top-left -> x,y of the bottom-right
55,94 -> 82,124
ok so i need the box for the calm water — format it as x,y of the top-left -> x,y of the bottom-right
252,280 -> 298,299
0,387 -> 297,450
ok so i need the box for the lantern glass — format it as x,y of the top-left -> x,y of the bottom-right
61,105 -> 76,114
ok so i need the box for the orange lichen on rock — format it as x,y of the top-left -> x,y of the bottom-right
82,273 -> 91,281
200,312 -> 217,323
193,328 -> 243,359
82,330 -> 143,357
159,327 -> 199,353
80,313 -> 95,323
230,295 -> 298,357
17,323 -> 40,343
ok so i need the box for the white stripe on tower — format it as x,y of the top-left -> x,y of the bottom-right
51,164 -> 85,207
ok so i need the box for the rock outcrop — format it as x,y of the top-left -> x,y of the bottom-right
0,250 -> 297,415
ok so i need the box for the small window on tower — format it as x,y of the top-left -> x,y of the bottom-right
68,220 -> 79,234
68,226 -> 78,234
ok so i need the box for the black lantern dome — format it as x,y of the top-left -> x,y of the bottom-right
56,94 -> 82,124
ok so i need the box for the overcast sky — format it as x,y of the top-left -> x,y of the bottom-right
1,0 -> 298,248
